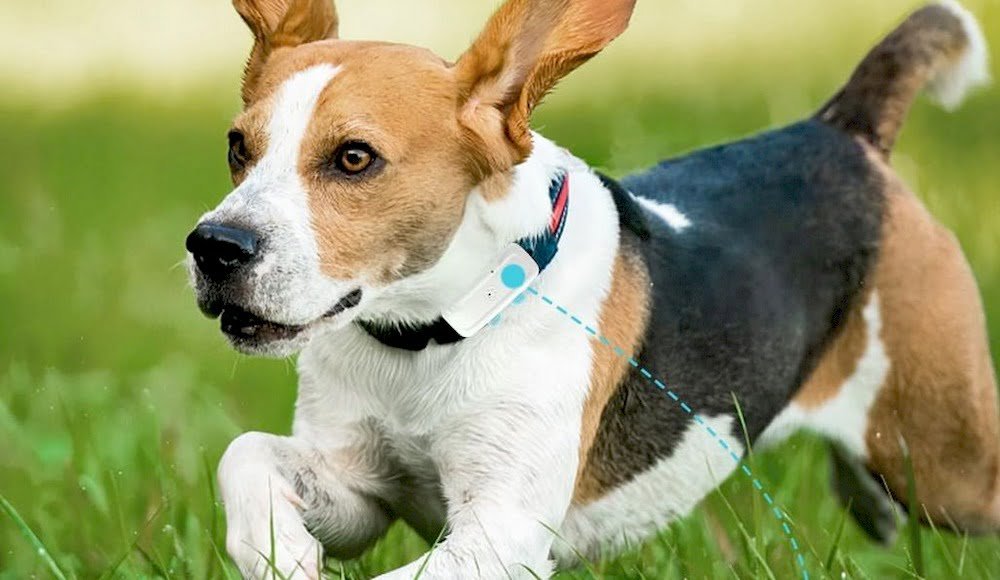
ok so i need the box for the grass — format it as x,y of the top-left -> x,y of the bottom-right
3,15 -> 1000,579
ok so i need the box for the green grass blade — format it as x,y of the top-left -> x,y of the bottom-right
956,533 -> 969,575
823,497 -> 851,573
923,506 -> 958,575
0,493 -> 68,580
412,523 -> 448,580
539,519 -> 599,579
202,450 -> 222,580
902,438 -> 924,578
210,537 -> 239,580
712,479 -> 777,580
98,499 -> 168,580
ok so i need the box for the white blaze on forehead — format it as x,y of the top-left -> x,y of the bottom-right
240,63 -> 340,273
261,63 -> 342,173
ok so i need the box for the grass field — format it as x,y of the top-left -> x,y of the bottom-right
2,1 -> 1000,578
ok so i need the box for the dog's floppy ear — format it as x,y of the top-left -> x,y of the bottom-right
455,0 -> 635,172
233,0 -> 339,104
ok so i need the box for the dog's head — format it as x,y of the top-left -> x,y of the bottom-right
186,0 -> 635,356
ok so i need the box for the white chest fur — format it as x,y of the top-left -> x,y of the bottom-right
289,137 -> 623,551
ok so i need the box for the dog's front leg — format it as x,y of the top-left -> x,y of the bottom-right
218,431 -> 395,579
377,401 -> 580,580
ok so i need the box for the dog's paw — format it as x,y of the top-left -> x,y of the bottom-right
225,486 -> 325,580
227,523 -> 323,580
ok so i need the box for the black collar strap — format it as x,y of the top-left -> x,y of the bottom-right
356,316 -> 464,351
358,171 -> 570,351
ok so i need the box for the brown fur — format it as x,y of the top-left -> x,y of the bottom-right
785,143 -> 1000,532
817,4 -> 970,156
862,153 -> 1000,532
573,244 -> 651,505
285,42 -> 473,282
228,107 -> 272,185
792,294 -> 870,409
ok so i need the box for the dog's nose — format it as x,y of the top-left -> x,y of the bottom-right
186,222 -> 261,280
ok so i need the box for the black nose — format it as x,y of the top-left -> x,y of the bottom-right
186,223 -> 261,280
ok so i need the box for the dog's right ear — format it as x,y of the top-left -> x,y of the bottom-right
233,0 -> 339,104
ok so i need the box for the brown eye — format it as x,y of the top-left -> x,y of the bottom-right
228,130 -> 250,171
334,142 -> 377,175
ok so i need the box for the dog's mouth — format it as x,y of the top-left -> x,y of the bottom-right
209,289 -> 364,345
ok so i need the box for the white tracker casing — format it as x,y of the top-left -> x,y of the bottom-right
442,244 -> 540,337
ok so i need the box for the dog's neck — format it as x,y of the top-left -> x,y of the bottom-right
359,133 -> 595,328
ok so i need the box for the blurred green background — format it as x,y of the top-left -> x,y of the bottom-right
1,0 -> 999,578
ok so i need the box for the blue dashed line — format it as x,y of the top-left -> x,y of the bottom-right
525,286 -> 809,579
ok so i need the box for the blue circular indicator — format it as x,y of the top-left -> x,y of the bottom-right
500,264 -> 527,289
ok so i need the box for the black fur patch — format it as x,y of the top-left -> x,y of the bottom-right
585,120 -> 885,491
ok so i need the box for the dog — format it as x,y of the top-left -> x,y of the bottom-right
185,0 -> 1000,577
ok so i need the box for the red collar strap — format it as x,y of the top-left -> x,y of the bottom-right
516,170 -> 569,272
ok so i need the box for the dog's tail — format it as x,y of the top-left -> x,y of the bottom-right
816,1 -> 990,156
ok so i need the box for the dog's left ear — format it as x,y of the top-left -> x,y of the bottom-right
455,0 -> 636,172
233,0 -> 339,104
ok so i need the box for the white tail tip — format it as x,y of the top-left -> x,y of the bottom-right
927,0 -> 992,110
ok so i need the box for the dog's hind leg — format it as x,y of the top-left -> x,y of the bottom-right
812,0 -> 1000,535
829,443 -> 900,544
861,181 -> 1000,535
218,430 -> 396,579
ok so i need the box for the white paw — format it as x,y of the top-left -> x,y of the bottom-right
226,496 -> 324,580
219,434 -> 325,579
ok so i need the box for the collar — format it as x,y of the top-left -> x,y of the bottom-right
358,170 -> 571,351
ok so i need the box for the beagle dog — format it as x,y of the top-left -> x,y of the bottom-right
185,0 -> 999,577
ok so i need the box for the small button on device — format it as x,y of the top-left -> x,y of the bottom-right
501,264 -> 527,289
